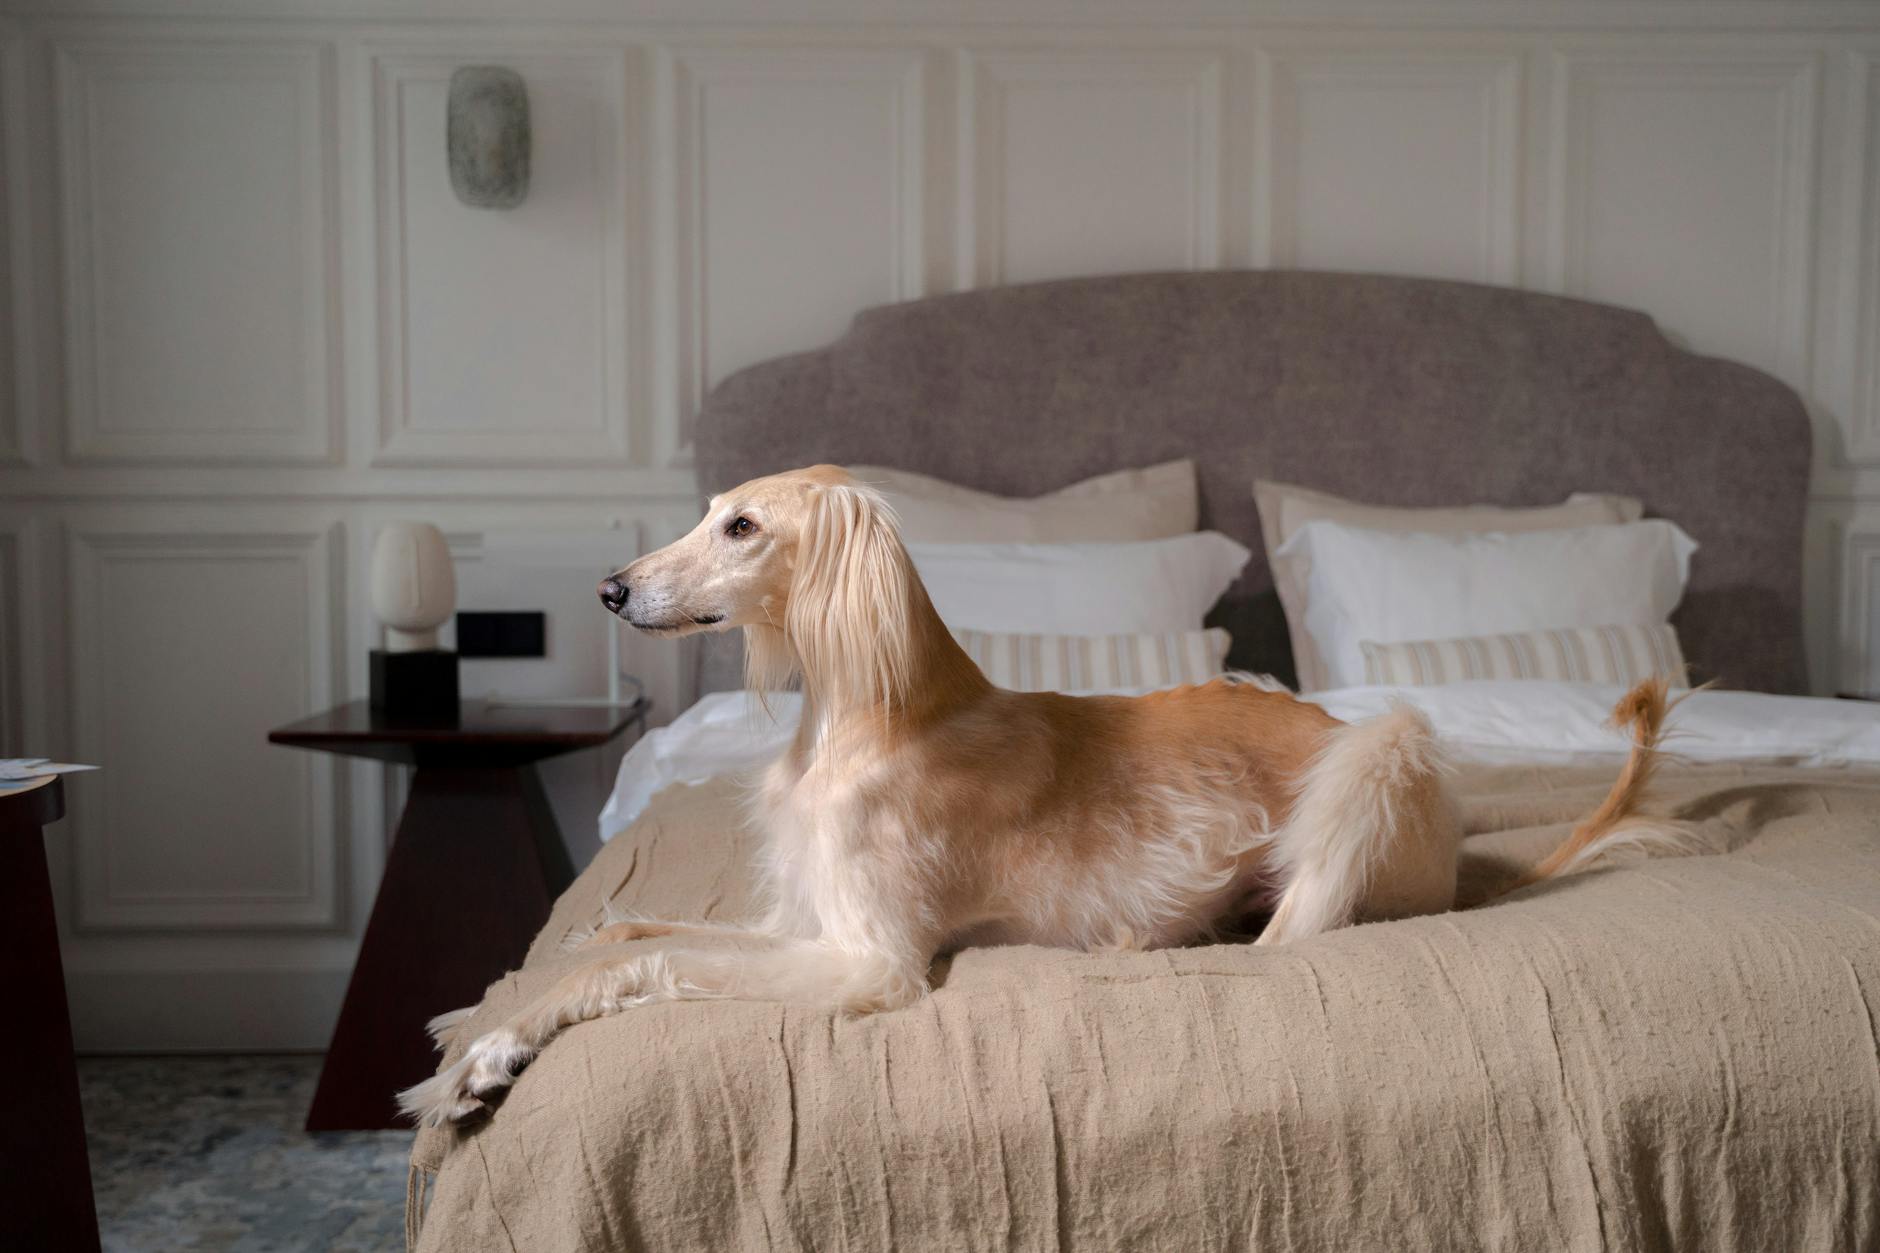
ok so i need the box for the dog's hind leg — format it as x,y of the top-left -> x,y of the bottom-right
397,939 -> 929,1127
1256,705 -> 1456,946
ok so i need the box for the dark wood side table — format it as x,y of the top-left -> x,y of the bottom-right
269,699 -> 647,1131
0,775 -> 102,1252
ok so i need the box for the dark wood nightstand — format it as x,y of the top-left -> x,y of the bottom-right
2,776 -> 101,1251
270,698 -> 648,1130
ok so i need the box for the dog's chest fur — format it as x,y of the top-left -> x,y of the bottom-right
750,746 -> 915,946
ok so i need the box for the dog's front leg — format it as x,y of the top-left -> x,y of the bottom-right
400,808 -> 944,1126
398,935 -> 930,1127
414,913 -> 784,1053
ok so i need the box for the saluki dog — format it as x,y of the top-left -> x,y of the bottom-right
401,465 -> 1680,1127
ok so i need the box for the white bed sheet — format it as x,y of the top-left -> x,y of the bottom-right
599,682 -> 1880,842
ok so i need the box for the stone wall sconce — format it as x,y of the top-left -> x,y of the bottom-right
448,66 -> 530,209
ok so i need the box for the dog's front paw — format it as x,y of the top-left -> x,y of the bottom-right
396,1027 -> 537,1128
396,1059 -> 485,1128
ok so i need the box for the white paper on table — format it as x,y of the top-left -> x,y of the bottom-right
0,758 -> 101,781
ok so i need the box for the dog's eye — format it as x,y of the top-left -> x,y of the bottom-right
725,516 -> 756,538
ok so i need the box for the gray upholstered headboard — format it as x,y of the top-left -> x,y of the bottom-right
695,270 -> 1810,694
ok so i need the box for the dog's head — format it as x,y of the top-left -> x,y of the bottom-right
598,464 -> 900,638
603,464 -> 917,704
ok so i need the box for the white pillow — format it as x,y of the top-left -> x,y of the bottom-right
953,627 -> 1232,692
909,532 -> 1252,635
853,460 -> 1196,543
1280,519 -> 1697,690
1252,479 -> 1644,691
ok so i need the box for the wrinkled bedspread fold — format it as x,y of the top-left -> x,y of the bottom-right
410,763 -> 1880,1252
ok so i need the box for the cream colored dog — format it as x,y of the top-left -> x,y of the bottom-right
401,465 -> 1673,1127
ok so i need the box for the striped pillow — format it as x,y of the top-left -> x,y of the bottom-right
953,627 -> 1232,692
1360,623 -> 1686,688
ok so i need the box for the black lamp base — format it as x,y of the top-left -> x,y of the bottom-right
369,649 -> 459,718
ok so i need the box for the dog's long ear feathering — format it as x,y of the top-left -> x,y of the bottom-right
745,480 -> 916,712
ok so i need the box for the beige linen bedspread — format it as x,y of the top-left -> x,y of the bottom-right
409,763 -> 1880,1252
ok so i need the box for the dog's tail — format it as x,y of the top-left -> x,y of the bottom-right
1256,703 -> 1451,945
1485,676 -> 1700,899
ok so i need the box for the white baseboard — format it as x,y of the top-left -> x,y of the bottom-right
68,968 -> 350,1053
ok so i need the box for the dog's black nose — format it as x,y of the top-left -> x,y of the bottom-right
597,578 -> 628,615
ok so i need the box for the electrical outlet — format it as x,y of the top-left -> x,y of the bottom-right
457,610 -> 546,658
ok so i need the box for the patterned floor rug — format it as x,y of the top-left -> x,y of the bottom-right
80,1055 -> 410,1253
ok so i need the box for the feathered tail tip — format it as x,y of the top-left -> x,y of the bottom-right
1597,674 -> 1675,803
1484,674 -> 1703,900
1612,671 -> 1714,732
1609,673 -> 1671,740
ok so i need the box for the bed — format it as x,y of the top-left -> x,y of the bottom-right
406,272 -> 1878,1251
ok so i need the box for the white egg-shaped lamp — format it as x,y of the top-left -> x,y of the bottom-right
369,522 -> 460,716
371,522 -> 457,651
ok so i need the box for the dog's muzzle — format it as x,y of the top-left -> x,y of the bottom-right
597,578 -> 628,615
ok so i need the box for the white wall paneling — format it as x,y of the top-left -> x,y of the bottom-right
66,967 -> 354,1053
1835,516 -> 1880,694
1546,47 -> 1819,387
66,521 -> 345,930
1838,49 -> 1880,465
0,30 -> 27,465
0,529 -> 17,752
53,38 -> 341,463
958,47 -> 1223,287
0,516 -> 34,754
445,522 -> 646,870
1255,49 -> 1520,281
657,45 -> 929,468
366,46 -> 634,467
2,7 -> 1876,1048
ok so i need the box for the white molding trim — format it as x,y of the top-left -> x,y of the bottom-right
656,44 -> 928,470
1837,519 -> 1880,693
0,461 -> 706,503
1544,47 -> 1820,385
364,45 -> 634,469
52,38 -> 342,465
1254,47 -> 1521,282
0,530 -> 16,752
957,46 -> 1225,289
1841,49 -> 1880,465
13,3 -> 1878,35
0,518 -> 32,753
66,523 -> 345,931
66,966 -> 350,1052
0,33 -> 29,467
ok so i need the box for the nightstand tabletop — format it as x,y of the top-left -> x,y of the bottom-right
269,698 -> 648,767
